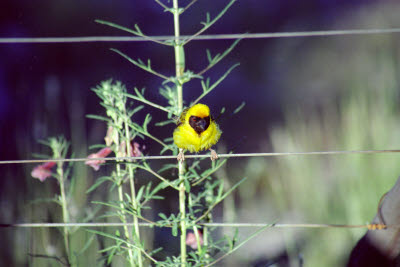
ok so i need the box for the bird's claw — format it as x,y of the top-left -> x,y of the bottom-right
210,149 -> 219,161
177,150 -> 185,162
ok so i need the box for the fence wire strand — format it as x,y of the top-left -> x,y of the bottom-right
1,28 -> 400,44
0,222 -> 390,230
2,149 -> 400,165
2,26 -> 400,235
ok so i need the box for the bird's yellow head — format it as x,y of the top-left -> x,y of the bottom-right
185,103 -> 210,120
184,103 -> 211,135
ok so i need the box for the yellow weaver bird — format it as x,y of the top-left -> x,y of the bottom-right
173,103 -> 222,161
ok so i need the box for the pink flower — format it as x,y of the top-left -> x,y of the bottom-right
119,141 -> 144,158
131,142 -> 143,157
104,126 -> 114,146
85,147 -> 112,171
186,230 -> 203,249
31,161 -> 56,182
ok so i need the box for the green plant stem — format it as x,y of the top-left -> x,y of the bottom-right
128,166 -> 143,266
57,162 -> 72,266
124,119 -> 143,267
116,163 -> 135,266
202,186 -> 213,263
193,225 -> 202,254
173,0 -> 187,265
203,223 -> 210,262
124,117 -> 143,267
178,161 -> 187,265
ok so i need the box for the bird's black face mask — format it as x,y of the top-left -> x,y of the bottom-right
189,115 -> 210,135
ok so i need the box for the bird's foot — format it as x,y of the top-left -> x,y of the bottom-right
177,150 -> 185,162
210,149 -> 219,161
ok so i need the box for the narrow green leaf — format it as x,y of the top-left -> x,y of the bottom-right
143,114 -> 152,132
233,101 -> 246,114
96,19 -> 141,36
201,80 -> 207,93
131,105 -> 144,114
206,49 -> 212,63
183,0 -> 237,45
221,177 -> 247,199
145,182 -> 152,195
136,186 -> 145,203
86,176 -> 113,193
192,63 -> 240,105
134,24 -> 142,34
172,223 -> 178,237
111,48 -> 170,80
158,213 -> 168,220
184,179 -> 191,193
149,247 -> 163,256
206,12 -> 211,24
217,181 -> 224,199
155,119 -> 175,127
198,38 -> 242,77
134,87 -> 144,98
86,114 -> 111,122
158,164 -> 178,173
76,234 -> 96,256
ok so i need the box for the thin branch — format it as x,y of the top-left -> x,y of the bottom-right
205,224 -> 271,267
135,164 -> 178,190
182,0 -> 236,45
96,19 -> 169,46
192,63 -> 240,105
192,158 -> 228,186
181,0 -> 199,13
120,244 -> 159,264
88,229 -> 158,264
154,0 -> 170,11
196,38 -> 241,77
124,94 -> 172,114
128,123 -> 173,151
194,177 -> 246,224
110,48 -> 173,81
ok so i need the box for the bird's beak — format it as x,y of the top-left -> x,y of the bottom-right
197,119 -> 207,131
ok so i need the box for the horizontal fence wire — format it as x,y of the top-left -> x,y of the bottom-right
0,222 -> 390,230
2,28 -> 400,234
2,149 -> 400,165
1,28 -> 400,43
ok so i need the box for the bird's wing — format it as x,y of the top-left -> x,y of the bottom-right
176,108 -> 189,126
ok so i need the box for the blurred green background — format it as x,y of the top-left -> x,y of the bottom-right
2,0 -> 400,266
